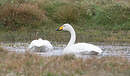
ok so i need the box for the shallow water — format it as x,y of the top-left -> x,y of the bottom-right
1,42 -> 130,59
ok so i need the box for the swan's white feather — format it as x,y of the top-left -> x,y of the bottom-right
63,43 -> 102,54
28,38 -> 53,52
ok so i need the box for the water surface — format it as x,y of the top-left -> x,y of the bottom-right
1,42 -> 130,59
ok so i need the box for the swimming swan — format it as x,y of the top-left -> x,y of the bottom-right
28,38 -> 53,52
56,24 -> 103,55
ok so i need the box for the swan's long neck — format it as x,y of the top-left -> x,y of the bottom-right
67,27 -> 76,47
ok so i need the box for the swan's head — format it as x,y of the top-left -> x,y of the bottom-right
56,23 -> 73,31
38,38 -> 43,41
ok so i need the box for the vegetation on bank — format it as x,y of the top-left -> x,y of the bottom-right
0,47 -> 130,76
0,30 -> 130,43
0,0 -> 129,30
0,0 -> 130,42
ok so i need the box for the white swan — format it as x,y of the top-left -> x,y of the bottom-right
28,38 -> 53,52
56,24 -> 103,55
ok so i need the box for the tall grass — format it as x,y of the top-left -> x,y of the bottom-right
0,0 -> 130,42
0,48 -> 130,76
0,0 -> 129,30
0,2 -> 46,30
0,30 -> 130,43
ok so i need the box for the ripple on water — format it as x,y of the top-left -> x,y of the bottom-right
1,42 -> 130,59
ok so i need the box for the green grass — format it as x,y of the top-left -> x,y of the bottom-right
0,30 -> 130,43
0,0 -> 129,30
0,47 -> 130,76
0,0 -> 130,42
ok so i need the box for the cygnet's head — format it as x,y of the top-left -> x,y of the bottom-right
56,23 -> 73,31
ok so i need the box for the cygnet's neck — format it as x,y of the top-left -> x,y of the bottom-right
67,26 -> 76,47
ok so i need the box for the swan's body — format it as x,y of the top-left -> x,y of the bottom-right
28,38 -> 53,52
63,43 -> 102,55
56,24 -> 103,55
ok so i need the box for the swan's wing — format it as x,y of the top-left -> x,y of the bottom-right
28,39 -> 53,52
75,43 -> 103,53
64,43 -> 102,54
40,40 -> 53,48
28,40 -> 38,48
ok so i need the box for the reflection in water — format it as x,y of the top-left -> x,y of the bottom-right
1,42 -> 130,59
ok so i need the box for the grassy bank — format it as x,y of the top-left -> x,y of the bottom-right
0,0 -> 130,30
0,47 -> 130,76
0,0 -> 130,42
0,30 -> 130,43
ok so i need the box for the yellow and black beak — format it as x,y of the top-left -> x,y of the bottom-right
56,26 -> 63,31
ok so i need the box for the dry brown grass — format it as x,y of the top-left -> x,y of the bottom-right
0,0 -> 129,32
0,47 -> 130,76
0,3 -> 46,30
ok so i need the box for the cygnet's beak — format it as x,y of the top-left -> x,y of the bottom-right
56,26 -> 63,31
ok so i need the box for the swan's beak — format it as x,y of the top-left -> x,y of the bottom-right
56,26 -> 63,31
